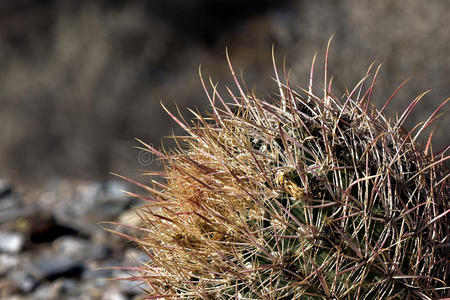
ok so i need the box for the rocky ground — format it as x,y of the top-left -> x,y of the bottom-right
0,179 -> 147,300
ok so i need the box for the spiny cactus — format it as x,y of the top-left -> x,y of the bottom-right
112,42 -> 449,299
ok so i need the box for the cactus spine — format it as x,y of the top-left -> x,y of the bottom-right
115,44 -> 449,299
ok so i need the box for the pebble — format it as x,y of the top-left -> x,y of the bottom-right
118,209 -> 142,227
0,205 -> 32,224
52,180 -> 133,235
53,236 -> 110,261
32,282 -> 61,300
31,254 -> 84,280
0,253 -> 18,275
0,231 -> 24,253
0,184 -> 32,224
0,179 -> 13,199
102,288 -> 127,300
9,270 -> 38,293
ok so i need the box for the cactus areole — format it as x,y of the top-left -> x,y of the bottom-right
112,43 -> 449,299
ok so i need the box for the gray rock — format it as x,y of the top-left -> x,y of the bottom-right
0,179 -> 13,199
31,279 -> 85,300
52,180 -> 132,235
0,206 -> 32,224
0,231 -> 24,253
0,184 -> 31,223
0,253 -> 18,275
82,259 -> 117,282
31,251 -> 84,280
10,270 -> 38,293
59,279 -> 78,295
53,236 -> 109,261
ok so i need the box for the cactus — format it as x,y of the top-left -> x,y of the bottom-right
113,42 -> 449,299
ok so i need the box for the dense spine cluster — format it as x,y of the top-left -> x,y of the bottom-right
113,44 -> 449,299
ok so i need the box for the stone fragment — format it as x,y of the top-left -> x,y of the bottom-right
0,231 -> 24,253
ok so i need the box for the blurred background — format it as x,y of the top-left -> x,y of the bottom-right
0,0 -> 448,299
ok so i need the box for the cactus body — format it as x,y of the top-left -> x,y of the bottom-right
116,46 -> 449,299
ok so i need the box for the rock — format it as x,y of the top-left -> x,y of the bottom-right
53,237 -> 91,260
0,253 -> 18,275
82,259 -> 117,282
0,184 -> 31,224
9,270 -> 38,293
0,231 -> 24,253
102,288 -> 127,300
32,278 -> 100,300
0,179 -> 13,199
123,249 -> 149,266
118,209 -> 142,227
52,180 -> 133,235
31,253 -> 84,281
31,281 -> 62,300
53,236 -> 110,261
0,205 -> 32,224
